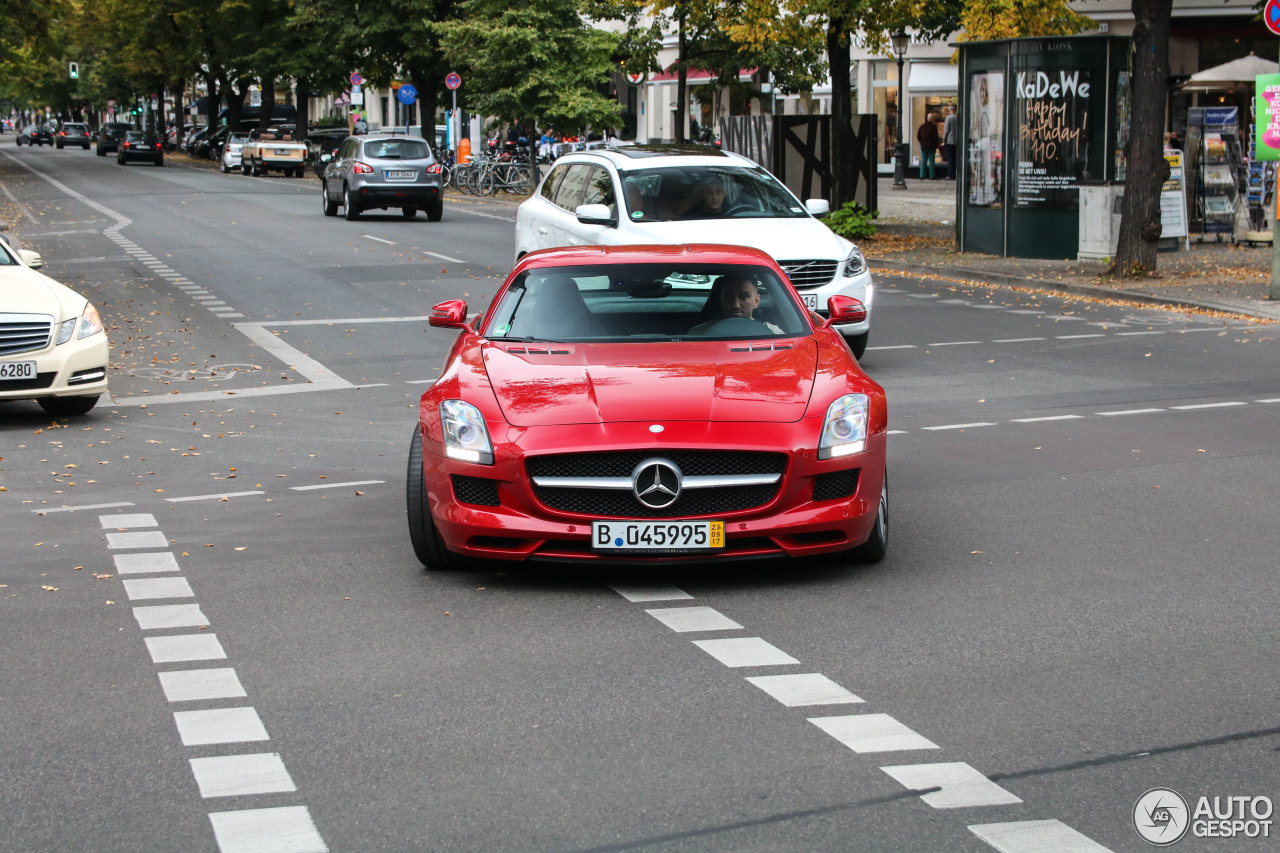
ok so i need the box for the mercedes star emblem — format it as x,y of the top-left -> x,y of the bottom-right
632,458 -> 682,509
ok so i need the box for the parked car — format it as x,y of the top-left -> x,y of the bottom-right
17,124 -> 54,146
240,126 -> 307,176
406,243 -> 888,570
117,131 -> 164,166
55,122 -> 92,149
0,238 -> 109,416
220,132 -> 250,173
193,125 -> 232,161
96,122 -> 133,155
321,133 -> 443,220
306,129 -> 349,177
515,146 -> 875,357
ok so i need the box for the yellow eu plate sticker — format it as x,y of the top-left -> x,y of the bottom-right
709,521 -> 725,548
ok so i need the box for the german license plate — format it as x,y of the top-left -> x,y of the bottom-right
273,148 -> 292,156
0,361 -> 37,380
592,520 -> 724,554
802,293 -> 819,310
386,169 -> 415,180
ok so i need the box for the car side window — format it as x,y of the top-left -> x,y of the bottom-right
581,167 -> 617,217
553,165 -> 593,211
540,165 -> 568,202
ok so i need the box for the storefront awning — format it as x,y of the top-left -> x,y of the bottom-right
907,62 -> 957,93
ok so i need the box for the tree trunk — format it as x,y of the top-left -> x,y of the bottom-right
675,8 -> 687,144
257,77 -> 277,135
827,18 -> 854,209
294,77 -> 308,144
1112,0 -> 1172,276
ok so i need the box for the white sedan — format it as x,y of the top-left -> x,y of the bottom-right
0,237 -> 109,416
514,147 -> 874,356
220,133 -> 250,173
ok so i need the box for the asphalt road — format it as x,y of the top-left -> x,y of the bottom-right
2,144 -> 1279,853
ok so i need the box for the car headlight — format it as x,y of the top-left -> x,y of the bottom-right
56,303 -> 104,344
440,400 -> 494,465
818,394 -> 869,459
842,246 -> 867,277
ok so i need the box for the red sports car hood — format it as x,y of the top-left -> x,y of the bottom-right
480,339 -> 816,426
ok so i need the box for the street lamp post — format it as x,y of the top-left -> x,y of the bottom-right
891,29 -> 910,190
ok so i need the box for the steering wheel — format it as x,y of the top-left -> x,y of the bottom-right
700,317 -> 771,336
719,202 -> 752,217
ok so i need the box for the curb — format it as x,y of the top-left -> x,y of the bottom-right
870,259 -> 1280,323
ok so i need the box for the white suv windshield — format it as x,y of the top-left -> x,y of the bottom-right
620,165 -> 809,222
484,263 -> 810,342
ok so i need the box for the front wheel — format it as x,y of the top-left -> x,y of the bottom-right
38,395 -> 100,417
852,472 -> 888,563
844,331 -> 869,360
406,428 -> 474,570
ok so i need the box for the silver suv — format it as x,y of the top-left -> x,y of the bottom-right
320,134 -> 444,221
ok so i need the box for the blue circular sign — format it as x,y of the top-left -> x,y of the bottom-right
397,85 -> 418,105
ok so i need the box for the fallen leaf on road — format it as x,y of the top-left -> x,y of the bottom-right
42,585 -> 59,591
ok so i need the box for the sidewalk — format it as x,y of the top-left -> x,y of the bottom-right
866,175 -> 1280,323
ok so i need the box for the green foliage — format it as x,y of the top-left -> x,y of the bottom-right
824,201 -> 878,240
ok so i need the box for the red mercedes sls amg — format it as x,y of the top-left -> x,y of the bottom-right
407,244 -> 888,568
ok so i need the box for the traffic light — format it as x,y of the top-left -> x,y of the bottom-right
69,61 -> 79,80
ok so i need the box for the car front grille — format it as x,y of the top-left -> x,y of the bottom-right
779,259 -> 839,289
0,372 -> 56,392
528,450 -> 786,519
0,314 -> 53,356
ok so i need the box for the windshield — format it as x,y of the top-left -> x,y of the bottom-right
483,263 -> 811,343
620,165 -> 810,222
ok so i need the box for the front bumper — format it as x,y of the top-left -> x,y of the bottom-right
417,419 -> 886,564
0,333 -> 109,403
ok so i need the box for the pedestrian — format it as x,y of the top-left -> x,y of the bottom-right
917,112 -> 940,180
943,105 -> 958,180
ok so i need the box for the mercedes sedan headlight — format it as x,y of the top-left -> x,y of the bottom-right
56,303 -> 104,344
440,400 -> 494,465
818,394 -> 869,459
842,246 -> 867,277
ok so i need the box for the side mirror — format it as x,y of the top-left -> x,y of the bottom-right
19,249 -> 43,270
575,203 -> 616,226
320,154 -> 332,164
805,199 -> 831,217
826,295 -> 867,325
429,299 -> 470,329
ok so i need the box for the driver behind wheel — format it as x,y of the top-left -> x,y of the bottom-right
689,275 -> 783,335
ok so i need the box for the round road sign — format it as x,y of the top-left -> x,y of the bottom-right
350,72 -> 364,87
1267,0 -> 1280,35
445,72 -> 462,91
397,85 -> 418,105
627,72 -> 645,86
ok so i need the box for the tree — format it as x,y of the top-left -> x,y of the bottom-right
1112,0 -> 1173,277
439,0 -> 622,137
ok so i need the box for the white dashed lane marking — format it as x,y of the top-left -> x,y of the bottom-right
113,552 -> 180,573
969,819 -> 1115,852
746,674 -> 863,706
102,513 -> 158,528
646,606 -> 743,632
693,637 -> 800,668
106,530 -> 169,549
880,762 -> 1023,809
167,490 -> 266,503
190,753 -> 298,798
173,707 -> 270,746
145,633 -> 228,663
808,713 -> 940,753
609,584 -> 694,602
122,577 -> 195,600
159,669 -> 248,702
133,604 -> 209,629
208,807 -> 328,853
290,480 -> 385,491
32,501 -> 135,514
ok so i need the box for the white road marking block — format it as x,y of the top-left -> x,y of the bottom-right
122,577 -> 194,600
646,606 -> 742,633
159,668 -> 247,702
1096,408 -> 1164,416
167,490 -> 265,502
809,713 -> 939,753
922,422 -> 997,431
145,633 -> 227,663
113,552 -> 180,574
100,513 -> 157,528
207,806 -> 328,853
133,604 -> 208,629
106,530 -> 169,549
33,501 -> 134,514
1171,401 -> 1247,410
880,761 -> 1022,808
1012,415 -> 1083,423
174,707 -> 269,746
693,637 -> 799,668
747,673 -> 863,706
969,819 -> 1114,852
290,480 -> 384,491
190,753 -> 297,797
610,583 -> 693,602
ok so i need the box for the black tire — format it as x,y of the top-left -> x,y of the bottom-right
321,182 -> 338,216
251,161 -> 262,177
402,207 -> 417,219
96,145 -> 104,156
426,200 -> 443,222
343,185 -> 360,220
241,162 -> 250,176
852,472 -> 888,563
220,161 -> 230,173
38,395 -> 100,417
56,142 -> 63,149
845,331 -> 869,360
406,427 -> 472,570
157,158 -> 165,167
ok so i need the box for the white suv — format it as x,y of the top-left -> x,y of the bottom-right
515,146 -> 873,356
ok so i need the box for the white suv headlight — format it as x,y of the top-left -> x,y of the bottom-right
818,394 -> 869,459
440,400 -> 494,464
57,303 -> 104,344
842,246 -> 867,277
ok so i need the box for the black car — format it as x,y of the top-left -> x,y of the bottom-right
56,122 -> 92,149
117,131 -> 164,166
307,129 -> 350,177
96,122 -> 134,155
17,124 -> 54,146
